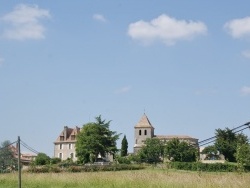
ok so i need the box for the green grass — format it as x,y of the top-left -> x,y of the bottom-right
1,169 -> 250,188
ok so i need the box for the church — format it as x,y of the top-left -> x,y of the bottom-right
134,113 -> 199,153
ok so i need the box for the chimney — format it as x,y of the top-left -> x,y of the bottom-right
64,126 -> 68,140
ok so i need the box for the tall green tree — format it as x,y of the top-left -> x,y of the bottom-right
0,140 -> 17,172
164,138 -> 197,162
121,135 -> 128,157
75,115 -> 120,163
214,128 -> 248,162
138,138 -> 164,163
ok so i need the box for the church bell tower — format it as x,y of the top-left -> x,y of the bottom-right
133,113 -> 154,153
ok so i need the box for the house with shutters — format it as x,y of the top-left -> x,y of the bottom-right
54,126 -> 80,161
54,125 -> 113,162
134,113 -> 198,153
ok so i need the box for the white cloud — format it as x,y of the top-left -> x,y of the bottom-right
127,14 -> 207,45
93,14 -> 107,22
240,86 -> 250,96
224,17 -> 250,38
115,86 -> 131,94
242,50 -> 250,59
1,4 -> 51,40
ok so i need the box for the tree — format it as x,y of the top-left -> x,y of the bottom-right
121,135 -> 128,157
75,115 -> 120,163
201,145 -> 220,160
235,143 -> 250,171
0,140 -> 17,172
137,138 -> 164,163
164,138 -> 197,162
34,153 -> 50,165
214,128 -> 248,162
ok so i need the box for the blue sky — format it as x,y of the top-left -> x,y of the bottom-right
1,1 -> 250,156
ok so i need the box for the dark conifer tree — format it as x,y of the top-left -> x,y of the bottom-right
121,135 -> 128,157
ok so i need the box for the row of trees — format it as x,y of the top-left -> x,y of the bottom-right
134,127 -> 250,165
134,138 -> 197,163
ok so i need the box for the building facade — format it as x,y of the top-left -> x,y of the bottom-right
134,114 -> 198,153
54,126 -> 80,161
54,126 -> 113,162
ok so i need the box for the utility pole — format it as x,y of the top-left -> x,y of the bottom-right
18,136 -> 21,188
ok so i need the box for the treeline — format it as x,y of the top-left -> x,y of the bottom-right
2,115 -> 250,173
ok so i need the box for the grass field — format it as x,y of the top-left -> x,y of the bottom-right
1,169 -> 250,188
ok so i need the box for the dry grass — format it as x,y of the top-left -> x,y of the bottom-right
1,169 -> 250,188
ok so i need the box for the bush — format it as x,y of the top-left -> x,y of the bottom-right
117,156 -> 131,164
49,166 -> 62,173
27,166 -> 50,173
67,166 -> 82,172
34,153 -> 50,165
169,162 -> 242,172
26,164 -> 145,173
50,158 -> 61,164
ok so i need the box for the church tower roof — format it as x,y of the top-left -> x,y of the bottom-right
134,113 -> 154,128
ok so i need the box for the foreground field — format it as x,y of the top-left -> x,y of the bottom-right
1,169 -> 250,188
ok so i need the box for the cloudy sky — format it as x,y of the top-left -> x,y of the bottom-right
0,1 -> 250,156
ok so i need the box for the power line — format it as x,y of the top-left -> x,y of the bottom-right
198,122 -> 250,147
0,141 -> 17,151
20,140 -> 39,154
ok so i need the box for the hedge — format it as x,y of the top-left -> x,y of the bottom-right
169,162 -> 250,172
26,164 -> 145,173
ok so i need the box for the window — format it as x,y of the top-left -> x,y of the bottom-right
144,130 -> 147,135
59,144 -> 63,149
71,135 -> 75,140
59,153 -> 63,159
139,130 -> 141,135
60,136 -> 64,141
70,153 -> 74,159
69,144 -> 72,149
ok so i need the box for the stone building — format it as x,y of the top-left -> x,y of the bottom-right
54,126 -> 80,161
54,126 -> 113,162
134,113 -> 198,153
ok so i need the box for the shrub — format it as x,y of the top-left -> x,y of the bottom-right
50,157 -> 61,165
26,164 -> 145,173
27,166 -> 50,173
34,153 -> 50,165
49,166 -> 61,173
169,162 -> 242,172
117,156 -> 131,164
